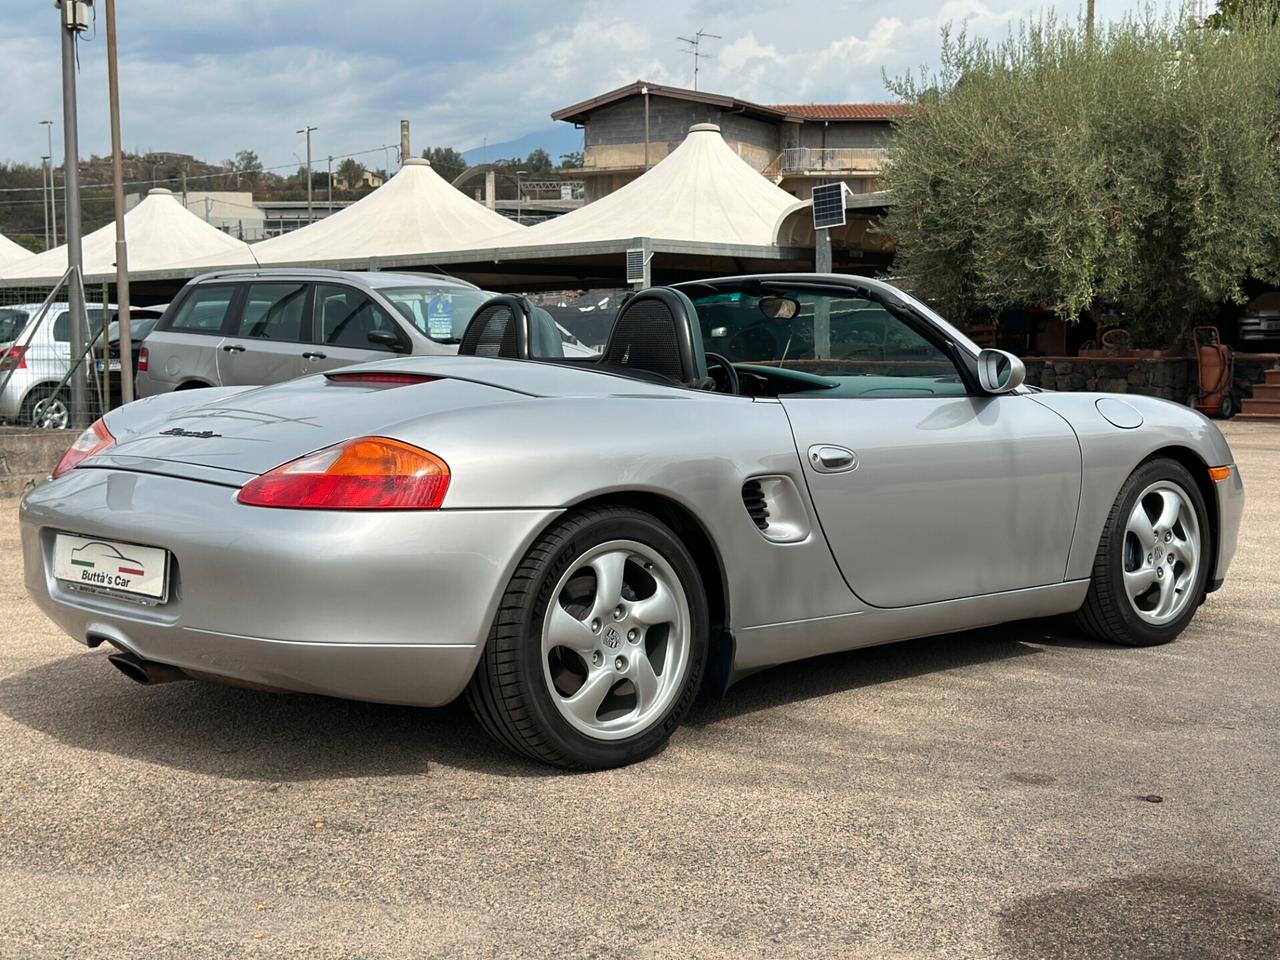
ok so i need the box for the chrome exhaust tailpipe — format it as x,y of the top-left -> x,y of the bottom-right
106,650 -> 188,685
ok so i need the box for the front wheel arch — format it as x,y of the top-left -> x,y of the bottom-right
1141,445 -> 1218,579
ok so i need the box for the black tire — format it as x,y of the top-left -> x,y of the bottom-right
19,386 -> 70,429
466,505 -> 710,769
1218,395 -> 1236,420
1074,457 -> 1211,646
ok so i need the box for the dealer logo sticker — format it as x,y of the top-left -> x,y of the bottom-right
53,534 -> 168,601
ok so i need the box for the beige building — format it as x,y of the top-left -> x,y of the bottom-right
552,80 -> 906,203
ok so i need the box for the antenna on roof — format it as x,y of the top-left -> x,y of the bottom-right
677,29 -> 721,91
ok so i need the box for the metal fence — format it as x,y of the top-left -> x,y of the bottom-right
0,270 -> 121,432
780,147 -> 886,174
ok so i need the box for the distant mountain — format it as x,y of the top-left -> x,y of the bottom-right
461,125 -> 583,167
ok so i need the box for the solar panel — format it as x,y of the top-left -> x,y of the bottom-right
811,182 -> 848,230
626,247 -> 647,284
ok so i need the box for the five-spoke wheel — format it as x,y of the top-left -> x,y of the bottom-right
1076,457 -> 1211,646
468,507 -> 708,769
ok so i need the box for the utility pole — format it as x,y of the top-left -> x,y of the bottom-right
677,29 -> 721,91
104,0 -> 134,404
327,155 -> 333,209
1087,0 -> 1096,41
515,170 -> 527,224
58,0 -> 90,427
400,120 -> 410,170
40,155 -> 51,250
297,125 -> 317,221
41,121 -> 57,246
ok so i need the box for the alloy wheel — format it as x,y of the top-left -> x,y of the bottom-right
1122,481 -> 1201,626
541,539 -> 691,741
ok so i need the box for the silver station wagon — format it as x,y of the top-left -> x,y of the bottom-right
136,270 -> 497,396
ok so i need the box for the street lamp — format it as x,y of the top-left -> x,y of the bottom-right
297,125 -> 317,221
39,121 -> 56,247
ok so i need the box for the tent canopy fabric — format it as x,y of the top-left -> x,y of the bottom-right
0,188 -> 251,285
0,233 -> 35,269
207,158 -> 521,269
488,124 -> 798,250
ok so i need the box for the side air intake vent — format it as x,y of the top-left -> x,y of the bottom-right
741,480 -> 770,530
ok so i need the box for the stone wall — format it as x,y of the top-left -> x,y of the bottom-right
1022,357 -> 1193,403
1023,353 -> 1280,404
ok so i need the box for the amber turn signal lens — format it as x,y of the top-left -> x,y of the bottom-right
1208,465 -> 1232,483
236,436 -> 450,510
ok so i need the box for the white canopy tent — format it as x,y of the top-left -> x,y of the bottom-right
488,123 -> 799,249
0,188 -> 251,286
193,157 -> 522,270
0,233 -> 34,269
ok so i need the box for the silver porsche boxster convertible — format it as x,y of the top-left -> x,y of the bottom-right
20,273 -> 1244,768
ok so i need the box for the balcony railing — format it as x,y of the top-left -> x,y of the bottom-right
779,147 -> 886,174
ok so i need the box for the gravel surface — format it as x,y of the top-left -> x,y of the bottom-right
1,421 -> 1276,958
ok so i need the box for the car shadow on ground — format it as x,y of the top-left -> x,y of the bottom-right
0,617 -> 1101,782
689,616 -> 1094,725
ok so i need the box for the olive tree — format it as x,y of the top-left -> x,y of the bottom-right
880,12 -> 1280,346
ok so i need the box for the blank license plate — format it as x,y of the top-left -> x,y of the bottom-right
53,533 -> 168,601
94,359 -> 123,372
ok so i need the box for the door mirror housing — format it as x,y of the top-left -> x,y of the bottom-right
367,330 -> 408,353
976,349 -> 1026,394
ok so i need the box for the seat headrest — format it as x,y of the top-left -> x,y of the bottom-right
601,288 -> 708,387
458,295 -> 534,359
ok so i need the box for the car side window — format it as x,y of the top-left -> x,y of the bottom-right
697,291 -> 968,398
313,285 -> 404,351
167,286 -> 238,335
51,311 -> 71,343
237,283 -> 308,341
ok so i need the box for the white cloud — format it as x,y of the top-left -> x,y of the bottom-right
0,0 -> 1152,167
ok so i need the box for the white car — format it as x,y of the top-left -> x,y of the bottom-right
0,302 -> 163,428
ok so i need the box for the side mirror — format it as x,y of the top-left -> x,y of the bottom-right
976,348 -> 1026,394
367,330 -> 408,353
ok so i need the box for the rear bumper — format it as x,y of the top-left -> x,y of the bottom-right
20,468 -> 559,706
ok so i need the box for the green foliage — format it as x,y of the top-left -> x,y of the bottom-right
1206,0 -> 1280,29
335,158 -> 367,189
881,12 -> 1280,347
524,148 -> 553,174
421,146 -> 467,182
560,151 -> 585,169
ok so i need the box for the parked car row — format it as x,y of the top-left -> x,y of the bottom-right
1,270 -> 592,427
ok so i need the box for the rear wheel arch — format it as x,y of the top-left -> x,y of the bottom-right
553,491 -> 732,698
174,379 -> 215,391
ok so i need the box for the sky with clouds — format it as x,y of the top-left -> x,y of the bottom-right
1,0 -> 1152,172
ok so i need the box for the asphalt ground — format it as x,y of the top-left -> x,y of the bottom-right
0,421 -> 1276,959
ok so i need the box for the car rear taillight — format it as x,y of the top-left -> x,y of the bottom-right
236,436 -> 450,510
137,346 -> 149,372
324,372 -> 438,386
0,345 -> 27,372
52,419 -> 115,478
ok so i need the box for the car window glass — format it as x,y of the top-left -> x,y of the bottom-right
314,285 -> 403,351
168,286 -> 237,335
0,309 -> 25,344
52,311 -> 70,343
694,290 -> 966,398
380,287 -> 489,343
237,283 -> 308,341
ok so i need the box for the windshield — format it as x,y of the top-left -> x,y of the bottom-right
690,287 -> 966,397
0,308 -> 28,345
380,287 -> 491,343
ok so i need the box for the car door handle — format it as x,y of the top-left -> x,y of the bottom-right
808,444 -> 858,473
301,351 -> 327,360
221,343 -> 246,353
